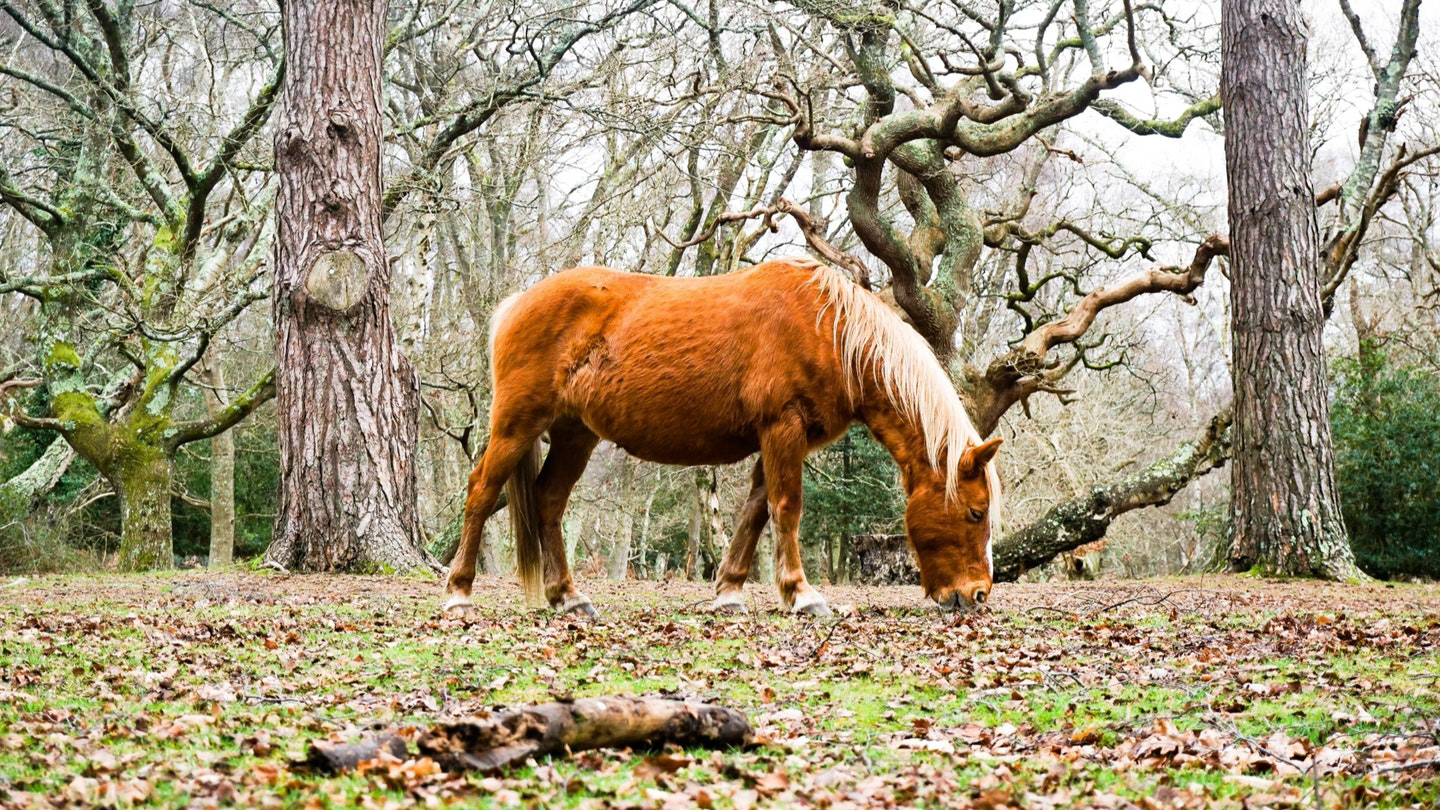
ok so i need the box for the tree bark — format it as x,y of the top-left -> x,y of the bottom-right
267,0 -> 434,574
201,363 -> 235,567
0,435 -> 75,503
684,469 -> 705,579
608,473 -> 636,581
1222,0 -> 1361,579
113,447 -> 173,571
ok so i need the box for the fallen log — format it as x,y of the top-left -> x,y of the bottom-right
306,734 -> 410,773
417,697 -> 752,772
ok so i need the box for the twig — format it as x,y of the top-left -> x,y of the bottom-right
653,198 -> 873,289
1373,759 -> 1440,775
807,619 -> 845,662
1025,587 -> 1201,618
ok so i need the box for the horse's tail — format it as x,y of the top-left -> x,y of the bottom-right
509,438 -> 544,602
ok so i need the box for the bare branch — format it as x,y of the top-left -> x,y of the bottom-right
1337,0 -> 1380,78
165,366 -> 276,450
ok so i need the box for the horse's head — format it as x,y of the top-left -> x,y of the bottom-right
904,437 -> 1003,611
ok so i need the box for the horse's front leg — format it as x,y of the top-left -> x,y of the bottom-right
535,424 -> 601,615
712,460 -> 768,613
761,421 -> 830,616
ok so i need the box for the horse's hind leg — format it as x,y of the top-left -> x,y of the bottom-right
762,416 -> 831,616
534,422 -> 601,615
446,427 -> 546,612
712,460 -> 768,613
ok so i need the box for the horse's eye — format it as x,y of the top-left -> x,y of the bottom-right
968,508 -> 984,522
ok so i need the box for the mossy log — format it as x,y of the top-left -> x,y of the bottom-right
417,697 -> 752,772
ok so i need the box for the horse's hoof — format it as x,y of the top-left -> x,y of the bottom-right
558,597 -> 598,617
711,596 -> 748,614
791,597 -> 832,617
443,594 -> 475,614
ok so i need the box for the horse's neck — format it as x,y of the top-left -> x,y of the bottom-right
856,386 -> 936,490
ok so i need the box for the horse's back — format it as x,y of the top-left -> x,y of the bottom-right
489,260 -> 853,463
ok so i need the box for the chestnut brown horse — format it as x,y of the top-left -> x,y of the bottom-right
445,257 -> 1002,616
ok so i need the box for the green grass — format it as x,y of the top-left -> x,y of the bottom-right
1,572 -> 1437,808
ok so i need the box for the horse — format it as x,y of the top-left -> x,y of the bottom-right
444,257 -> 1002,616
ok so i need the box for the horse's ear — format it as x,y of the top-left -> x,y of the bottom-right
960,437 -> 1003,476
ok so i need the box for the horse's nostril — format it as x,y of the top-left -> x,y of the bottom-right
975,589 -> 987,605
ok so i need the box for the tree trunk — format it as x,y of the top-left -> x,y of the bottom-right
705,468 -> 727,578
850,534 -> 918,586
684,469 -> 705,579
267,0 -> 434,574
113,447 -> 173,572
1222,0 -> 1360,579
201,363 -> 235,567
608,457 -> 636,580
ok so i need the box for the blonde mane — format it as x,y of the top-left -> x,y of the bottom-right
807,262 -> 1003,560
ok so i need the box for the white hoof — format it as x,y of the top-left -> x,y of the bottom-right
443,593 -> 474,613
557,594 -> 597,617
711,592 -> 748,614
790,590 -> 831,616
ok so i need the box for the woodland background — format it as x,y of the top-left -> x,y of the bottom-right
1,0 -> 1438,585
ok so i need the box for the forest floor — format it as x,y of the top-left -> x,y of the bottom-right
0,571 -> 1437,809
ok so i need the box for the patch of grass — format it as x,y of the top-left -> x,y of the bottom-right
1,572 -> 1438,807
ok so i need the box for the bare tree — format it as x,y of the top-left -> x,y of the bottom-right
0,0 -> 280,568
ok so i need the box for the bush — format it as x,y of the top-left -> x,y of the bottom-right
1331,341 -> 1440,580
801,425 -> 905,580
0,487 -> 103,574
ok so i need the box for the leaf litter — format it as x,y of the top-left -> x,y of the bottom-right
0,572 -> 1436,808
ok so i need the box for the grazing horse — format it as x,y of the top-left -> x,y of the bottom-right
445,258 -> 1002,616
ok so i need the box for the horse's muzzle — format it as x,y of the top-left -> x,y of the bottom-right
933,584 -> 990,612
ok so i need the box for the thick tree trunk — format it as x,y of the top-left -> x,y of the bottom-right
113,448 -> 173,572
1222,0 -> 1360,579
267,0 -> 434,573
850,534 -> 917,585
201,364 -> 235,567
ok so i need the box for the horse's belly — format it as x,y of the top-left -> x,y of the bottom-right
602,429 -> 758,467
579,390 -> 760,467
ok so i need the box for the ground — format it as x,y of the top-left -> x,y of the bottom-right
0,572 -> 1436,809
